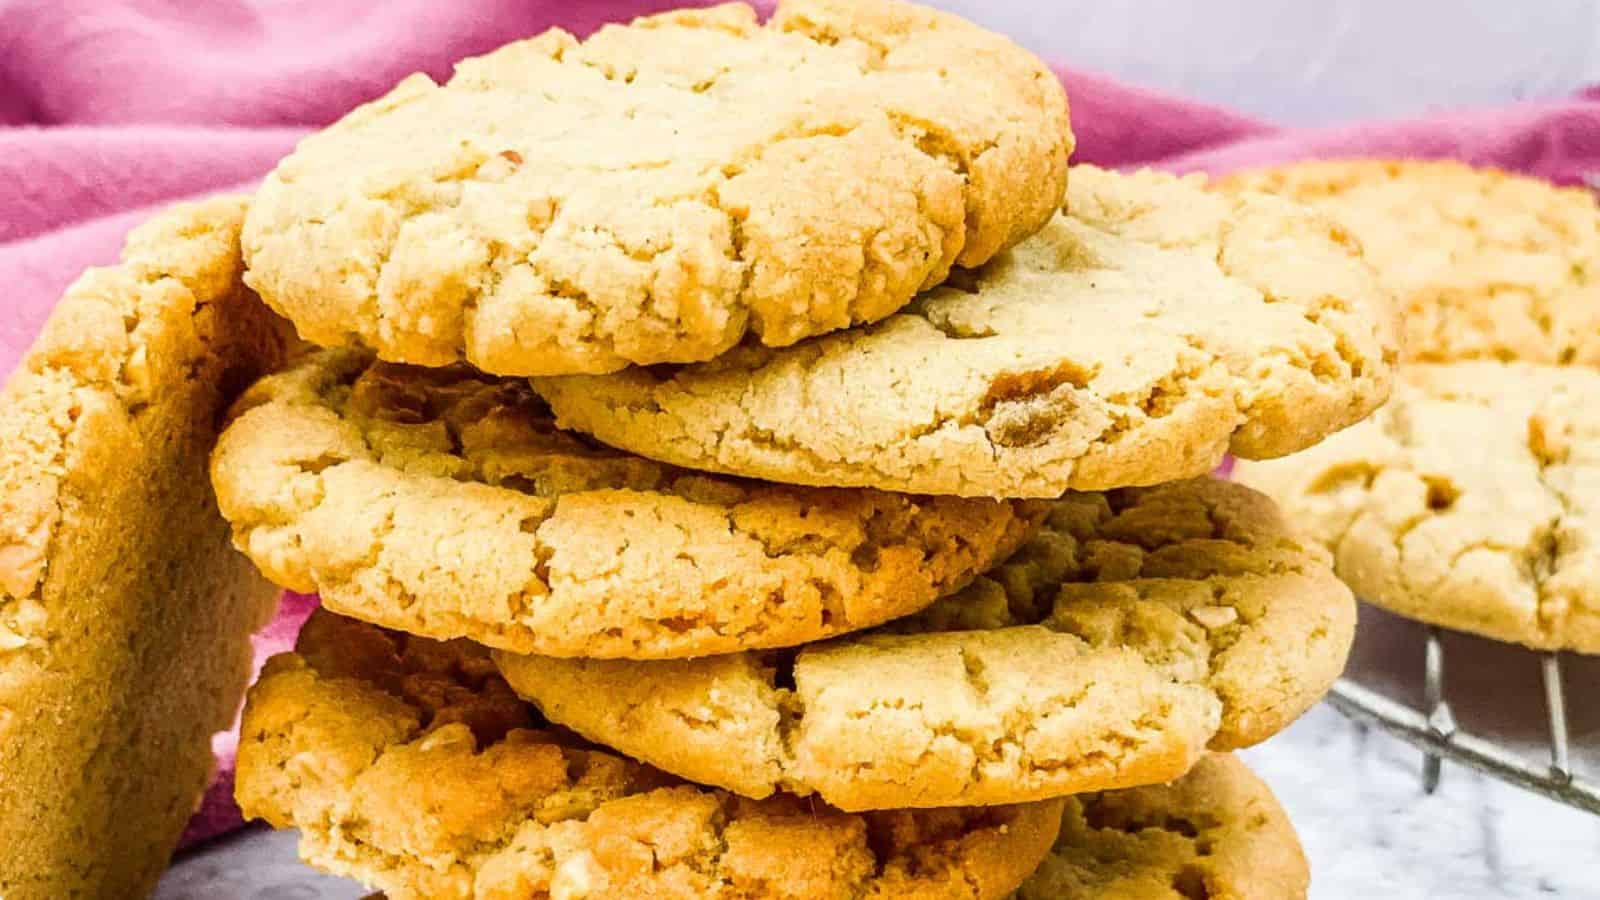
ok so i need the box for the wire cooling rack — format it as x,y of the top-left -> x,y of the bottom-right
1325,623 -> 1600,815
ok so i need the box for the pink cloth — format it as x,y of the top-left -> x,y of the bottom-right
4,0 -> 1600,854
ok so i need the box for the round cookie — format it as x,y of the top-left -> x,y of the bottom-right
242,0 -> 1071,377
1223,159 -> 1600,366
1016,753 -> 1308,900
0,198 -> 288,899
533,165 -> 1398,498
1234,361 -> 1600,652
237,610 -> 1064,900
495,477 -> 1355,811
211,348 -> 1039,659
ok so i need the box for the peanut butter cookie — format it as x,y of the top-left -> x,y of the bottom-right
237,611 -> 1064,900
1224,159 -> 1600,365
0,198 -> 288,899
534,166 -> 1397,498
1235,361 -> 1600,652
211,349 -> 1040,658
496,478 -> 1354,811
1017,753 -> 1308,900
243,0 -> 1070,376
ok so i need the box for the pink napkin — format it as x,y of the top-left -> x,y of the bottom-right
3,0 -> 1600,853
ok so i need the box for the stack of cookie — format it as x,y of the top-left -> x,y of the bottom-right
1232,161 -> 1600,655
207,1 -> 1399,897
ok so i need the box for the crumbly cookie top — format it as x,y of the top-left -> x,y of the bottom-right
238,611 -> 1063,900
2,197 -> 262,632
1017,753 -> 1308,900
1224,159 -> 1600,366
534,164 -> 1399,497
1234,360 -> 1600,651
896,477 -> 1351,753
0,195 -> 283,710
212,349 -> 1040,658
243,0 -> 1070,376
496,478 -> 1354,811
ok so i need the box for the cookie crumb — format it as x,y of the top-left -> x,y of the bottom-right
1188,606 -> 1239,630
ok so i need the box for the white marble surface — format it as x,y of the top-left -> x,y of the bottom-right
1244,709 -> 1600,898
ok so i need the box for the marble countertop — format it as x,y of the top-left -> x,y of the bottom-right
153,606 -> 1600,900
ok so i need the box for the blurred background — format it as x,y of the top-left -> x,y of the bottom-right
934,0 -> 1597,124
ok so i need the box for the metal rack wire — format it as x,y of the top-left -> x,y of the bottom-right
1325,624 -> 1600,816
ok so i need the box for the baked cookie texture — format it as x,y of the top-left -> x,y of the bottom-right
212,349 -> 1040,658
242,0 -> 1071,377
534,164 -> 1398,498
0,198 -> 289,899
1234,361 -> 1600,652
238,611 -> 1064,900
1223,159 -> 1600,366
496,478 -> 1354,811
1016,753 -> 1308,900
1227,159 -> 1600,651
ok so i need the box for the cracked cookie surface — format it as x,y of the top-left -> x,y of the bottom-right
1234,361 -> 1600,652
211,348 -> 1038,659
242,0 -> 1070,377
534,165 -> 1398,498
1223,159 -> 1600,366
495,478 -> 1354,811
237,611 -> 1063,900
0,198 -> 288,899
1016,753 -> 1307,900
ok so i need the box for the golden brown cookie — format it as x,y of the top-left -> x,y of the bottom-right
533,165 -> 1398,498
237,610 -> 1064,900
1016,753 -> 1308,900
243,0 -> 1071,377
1235,361 -> 1600,652
1223,159 -> 1600,366
211,349 -> 1040,659
0,198 -> 288,899
496,478 -> 1354,811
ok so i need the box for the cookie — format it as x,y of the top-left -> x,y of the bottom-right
237,610 -> 1064,900
533,165 -> 1398,498
242,0 -> 1071,377
496,477 -> 1355,811
1223,159 -> 1600,366
211,348 -> 1040,659
0,198 -> 288,899
1234,361 -> 1600,652
351,757 -> 1307,900
1016,753 -> 1308,900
